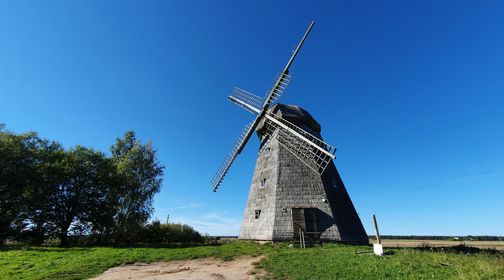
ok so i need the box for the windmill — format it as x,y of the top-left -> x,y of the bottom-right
211,21 -> 368,243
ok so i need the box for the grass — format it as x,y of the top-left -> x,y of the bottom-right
378,239 -> 504,251
1,242 -> 503,280
257,244 -> 504,280
0,242 -> 270,280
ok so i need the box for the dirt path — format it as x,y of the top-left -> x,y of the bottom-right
90,256 -> 265,280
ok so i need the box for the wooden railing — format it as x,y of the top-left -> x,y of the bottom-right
293,222 -> 320,248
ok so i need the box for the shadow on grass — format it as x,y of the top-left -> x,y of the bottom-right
0,242 -> 220,252
384,250 -> 395,256
105,242 -> 221,249
0,246 -> 92,252
414,243 -> 503,255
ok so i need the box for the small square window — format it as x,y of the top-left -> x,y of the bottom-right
260,178 -> 267,188
265,147 -> 270,156
255,210 -> 261,219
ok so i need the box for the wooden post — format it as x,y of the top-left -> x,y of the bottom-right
299,228 -> 303,248
372,214 -> 381,245
372,214 -> 384,255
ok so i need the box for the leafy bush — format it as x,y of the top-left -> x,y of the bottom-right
140,220 -> 204,243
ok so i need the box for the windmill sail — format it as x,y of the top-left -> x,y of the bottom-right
262,73 -> 292,105
228,87 -> 262,115
211,21 -> 315,191
261,21 -> 314,110
263,113 -> 336,174
211,121 -> 255,191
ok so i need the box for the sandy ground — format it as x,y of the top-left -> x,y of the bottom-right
90,256 -> 265,280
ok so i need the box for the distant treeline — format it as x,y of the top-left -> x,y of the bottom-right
0,124 -> 170,246
369,235 -> 504,241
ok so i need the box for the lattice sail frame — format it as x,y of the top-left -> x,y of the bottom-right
228,87 -> 263,115
211,121 -> 254,189
263,73 -> 291,105
262,114 -> 336,174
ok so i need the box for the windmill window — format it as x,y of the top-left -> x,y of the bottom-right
265,147 -> 270,156
260,178 -> 267,188
255,210 -> 261,219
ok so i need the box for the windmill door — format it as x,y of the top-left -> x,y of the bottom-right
292,208 -> 306,236
304,208 -> 317,234
292,208 -> 319,239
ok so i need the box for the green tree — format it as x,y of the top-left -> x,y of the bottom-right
41,146 -> 112,246
110,131 -> 164,243
18,136 -> 63,244
0,127 -> 55,243
1,127 -> 164,246
0,128 -> 30,241
87,158 -> 122,243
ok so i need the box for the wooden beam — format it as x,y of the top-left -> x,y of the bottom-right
373,214 -> 381,245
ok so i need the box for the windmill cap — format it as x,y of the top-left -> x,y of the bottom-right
256,104 -> 321,137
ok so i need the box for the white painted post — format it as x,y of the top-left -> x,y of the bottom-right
373,214 -> 384,256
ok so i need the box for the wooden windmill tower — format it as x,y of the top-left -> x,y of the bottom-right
211,22 -> 368,244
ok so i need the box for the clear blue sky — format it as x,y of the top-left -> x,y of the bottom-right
1,1 -> 503,236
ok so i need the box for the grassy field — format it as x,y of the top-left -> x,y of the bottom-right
379,239 -> 504,250
1,242 -> 503,280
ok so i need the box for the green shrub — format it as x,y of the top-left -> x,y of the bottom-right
140,220 -> 204,243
